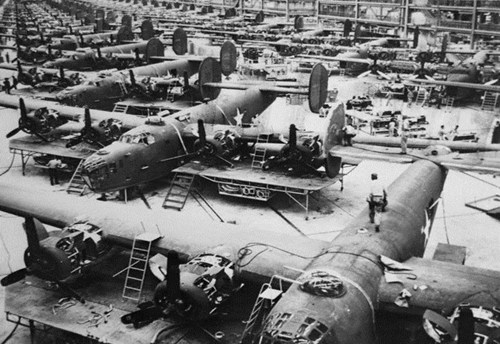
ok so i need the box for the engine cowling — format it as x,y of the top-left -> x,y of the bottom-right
25,221 -> 109,283
154,253 -> 240,321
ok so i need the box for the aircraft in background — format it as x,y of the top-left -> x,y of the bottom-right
0,159 -> 499,344
1,61 -> 330,198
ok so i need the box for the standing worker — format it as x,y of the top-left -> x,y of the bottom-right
47,157 -> 62,185
3,77 -> 10,94
388,118 -> 396,137
367,173 -> 387,232
400,129 -> 408,154
438,125 -> 447,140
342,122 -> 356,146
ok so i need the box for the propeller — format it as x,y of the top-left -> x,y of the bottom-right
0,216 -> 85,303
134,47 -> 141,64
66,107 -> 101,148
6,98 -> 48,141
263,124 -> 323,177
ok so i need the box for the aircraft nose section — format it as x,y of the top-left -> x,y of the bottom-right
81,153 -> 107,191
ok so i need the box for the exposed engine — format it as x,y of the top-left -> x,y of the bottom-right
154,253 -> 241,321
424,304 -> 500,344
31,107 -> 63,133
26,220 -> 110,282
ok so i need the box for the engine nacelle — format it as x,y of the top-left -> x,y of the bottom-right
154,253 -> 240,321
26,221 -> 109,282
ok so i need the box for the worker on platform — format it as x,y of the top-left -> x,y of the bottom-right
400,129 -> 408,154
47,157 -> 62,185
438,125 -> 447,140
388,118 -> 396,137
342,122 -> 356,146
367,173 -> 387,232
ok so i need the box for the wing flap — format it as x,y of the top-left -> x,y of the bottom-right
378,256 -> 500,315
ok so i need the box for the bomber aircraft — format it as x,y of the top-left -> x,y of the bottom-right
0,159 -> 499,343
1,59 -> 331,198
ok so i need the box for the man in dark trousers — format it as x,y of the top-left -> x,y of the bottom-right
47,157 -> 62,185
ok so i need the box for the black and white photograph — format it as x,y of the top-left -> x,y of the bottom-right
0,0 -> 500,343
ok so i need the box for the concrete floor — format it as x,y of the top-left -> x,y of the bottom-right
0,75 -> 500,343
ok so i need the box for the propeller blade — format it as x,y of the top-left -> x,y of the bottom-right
97,47 -> 102,59
0,268 -> 27,286
24,216 -> 42,253
33,131 -> 48,142
129,69 -> 136,86
16,59 -> 22,75
134,48 -> 140,62
165,251 -> 180,302
183,71 -> 189,88
357,70 -> 371,79
19,98 -> 27,121
198,119 -> 206,146
377,70 -> 392,81
59,66 -> 65,79
6,127 -> 21,138
289,124 -> 297,150
66,135 -> 83,148
484,79 -> 498,86
214,154 -> 234,168
79,33 -> 84,45
424,75 -> 436,81
47,44 -> 52,57
83,107 -> 91,129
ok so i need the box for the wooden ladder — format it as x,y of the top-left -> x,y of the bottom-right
66,160 -> 88,196
122,232 -> 160,303
251,134 -> 271,169
162,173 -> 195,210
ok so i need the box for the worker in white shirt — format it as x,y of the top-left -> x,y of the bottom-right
47,157 -> 62,185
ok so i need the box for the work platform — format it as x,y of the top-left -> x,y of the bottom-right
9,135 -> 95,175
4,251 -> 255,344
173,160 -> 345,217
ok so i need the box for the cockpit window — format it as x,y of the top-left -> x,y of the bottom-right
119,132 -> 155,145
262,313 -> 328,344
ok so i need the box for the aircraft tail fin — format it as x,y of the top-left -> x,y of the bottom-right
323,102 -> 345,178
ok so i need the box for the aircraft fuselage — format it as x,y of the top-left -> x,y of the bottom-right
258,160 -> 447,344
81,87 -> 277,192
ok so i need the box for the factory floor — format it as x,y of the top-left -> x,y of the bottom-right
0,75 -> 499,343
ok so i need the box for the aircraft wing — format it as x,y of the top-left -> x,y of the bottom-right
0,181 -> 330,284
329,145 -> 414,165
203,81 -> 310,95
330,144 -> 500,175
10,134 -> 97,160
0,94 -> 145,129
378,256 -> 500,314
299,54 -> 371,65
413,151 -> 500,176
405,78 -> 500,93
